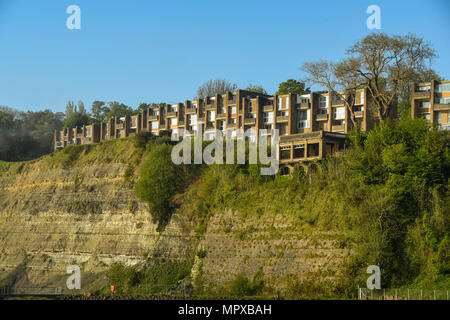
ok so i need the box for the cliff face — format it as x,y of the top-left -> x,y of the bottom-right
0,139 -> 349,295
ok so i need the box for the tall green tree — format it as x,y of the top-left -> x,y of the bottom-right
106,101 -> 133,119
276,79 -> 310,95
90,101 -> 110,123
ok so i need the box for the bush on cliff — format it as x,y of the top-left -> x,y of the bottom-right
135,143 -> 183,231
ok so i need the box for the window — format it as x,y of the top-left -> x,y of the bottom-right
150,121 -> 159,130
420,101 -> 431,109
278,97 -> 283,110
248,100 -> 253,113
229,106 -> 236,114
297,109 -> 310,129
424,114 -> 431,120
279,111 -> 288,117
229,118 -> 236,124
319,96 -> 328,109
418,85 -> 431,92
168,118 -> 177,126
435,97 -> 450,104
436,84 -> 450,93
188,115 -> 197,125
360,91 -> 365,104
333,107 -> 345,120
263,112 -> 274,123
217,120 -> 225,131
436,112 -> 442,124
208,111 -> 215,121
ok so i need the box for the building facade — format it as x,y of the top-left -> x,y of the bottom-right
55,86 -> 400,170
411,79 -> 450,130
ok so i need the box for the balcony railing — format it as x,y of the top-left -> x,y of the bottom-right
205,104 -> 215,111
166,112 -> 177,118
244,118 -> 256,125
227,98 -> 236,105
297,102 -> 310,109
216,113 -> 226,119
414,91 -> 431,99
186,107 -> 197,114
316,113 -> 328,121
331,100 -> 345,106
354,111 -> 364,118
263,105 -> 274,112
148,115 -> 158,121
434,103 -> 450,111
276,116 -> 289,123
332,125 -> 345,132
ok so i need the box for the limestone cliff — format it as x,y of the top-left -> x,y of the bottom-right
0,139 -> 349,295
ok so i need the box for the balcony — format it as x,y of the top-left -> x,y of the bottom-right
148,115 -> 158,121
166,112 -> 177,118
205,104 -> 215,111
331,100 -> 345,106
414,91 -> 430,99
316,113 -> 328,121
244,118 -> 256,125
263,105 -> 274,112
186,107 -> 197,114
297,102 -> 310,109
355,111 -> 364,118
276,116 -> 289,123
216,113 -> 226,120
332,125 -> 345,132
227,97 -> 236,105
434,103 -> 450,111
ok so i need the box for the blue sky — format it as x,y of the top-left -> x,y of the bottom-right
0,0 -> 449,113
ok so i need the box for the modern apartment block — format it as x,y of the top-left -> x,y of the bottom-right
54,87 -> 396,170
411,80 -> 450,130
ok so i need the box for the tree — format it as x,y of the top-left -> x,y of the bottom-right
90,101 -> 110,123
63,112 -> 90,129
134,103 -> 150,115
276,79 -> 310,95
302,33 -> 438,122
0,106 -> 64,161
196,79 -> 237,99
245,83 -> 268,95
106,101 -> 133,119
77,101 -> 86,114
65,101 -> 76,117
135,144 -> 182,231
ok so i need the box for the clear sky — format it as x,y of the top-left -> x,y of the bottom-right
0,0 -> 449,113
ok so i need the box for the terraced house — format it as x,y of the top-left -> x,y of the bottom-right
54,85 -> 403,169
411,79 -> 450,130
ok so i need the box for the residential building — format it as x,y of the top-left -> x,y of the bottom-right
411,79 -> 450,130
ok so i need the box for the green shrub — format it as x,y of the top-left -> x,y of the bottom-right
135,144 -> 183,231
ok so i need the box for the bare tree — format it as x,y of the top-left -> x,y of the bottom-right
302,33 -> 438,122
196,79 -> 237,99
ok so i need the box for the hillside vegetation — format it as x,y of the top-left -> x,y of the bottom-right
0,116 -> 448,299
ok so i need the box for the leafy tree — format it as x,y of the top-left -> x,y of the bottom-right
106,101 -> 133,119
65,101 -> 76,117
196,79 -> 237,99
77,101 -> 86,114
245,83 -> 268,95
276,79 -> 310,95
135,144 -> 183,231
63,112 -> 90,129
90,101 -> 110,124
0,106 -> 64,161
302,33 -> 438,122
